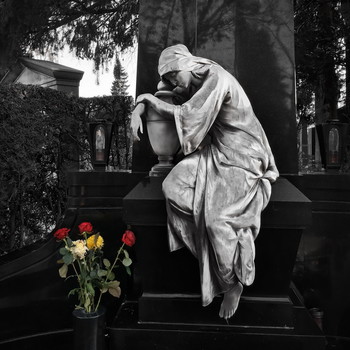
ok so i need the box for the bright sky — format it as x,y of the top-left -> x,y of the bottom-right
36,46 -> 138,99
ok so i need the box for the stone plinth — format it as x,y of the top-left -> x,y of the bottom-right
123,177 -> 310,296
109,177 -> 326,350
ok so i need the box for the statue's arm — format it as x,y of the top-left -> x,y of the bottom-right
136,93 -> 175,120
131,93 -> 176,141
131,102 -> 146,142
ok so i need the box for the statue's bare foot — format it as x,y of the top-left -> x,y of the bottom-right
219,281 -> 243,320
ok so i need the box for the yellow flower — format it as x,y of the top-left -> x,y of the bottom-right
87,234 -> 104,250
70,240 -> 88,260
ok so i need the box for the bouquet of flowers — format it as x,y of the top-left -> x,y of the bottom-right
53,222 -> 136,313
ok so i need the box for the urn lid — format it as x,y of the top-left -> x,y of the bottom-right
154,90 -> 176,98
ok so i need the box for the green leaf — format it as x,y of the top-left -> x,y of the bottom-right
58,264 -> 68,278
80,269 -> 87,279
66,237 -> 73,247
97,269 -> 108,277
123,249 -> 129,259
125,266 -> 131,276
101,287 -> 108,293
87,249 -> 94,259
59,247 -> 68,255
108,286 -> 121,298
86,283 -> 95,296
122,257 -> 132,267
90,270 -> 97,279
107,271 -> 115,281
84,299 -> 91,310
108,280 -> 120,288
103,259 -> 111,268
68,288 -> 79,297
63,253 -> 73,265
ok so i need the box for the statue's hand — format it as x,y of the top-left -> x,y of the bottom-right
136,93 -> 154,106
131,106 -> 144,142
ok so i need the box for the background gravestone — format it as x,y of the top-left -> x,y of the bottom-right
133,0 -> 298,175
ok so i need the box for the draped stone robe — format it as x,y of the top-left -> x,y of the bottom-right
162,64 -> 279,307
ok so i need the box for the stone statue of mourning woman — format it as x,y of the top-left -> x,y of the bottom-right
131,44 -> 279,320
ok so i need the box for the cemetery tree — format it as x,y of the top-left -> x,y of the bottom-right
110,56 -> 131,168
111,56 -> 129,96
0,0 -> 139,79
294,0 -> 344,124
340,0 -> 350,116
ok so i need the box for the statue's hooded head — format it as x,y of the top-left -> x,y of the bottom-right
158,44 -> 217,78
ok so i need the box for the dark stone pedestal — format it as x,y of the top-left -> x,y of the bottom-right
110,177 -> 326,349
286,174 -> 350,339
111,295 -> 325,350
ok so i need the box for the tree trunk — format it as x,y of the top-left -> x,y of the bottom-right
123,115 -> 130,170
315,0 -> 339,123
115,124 -> 121,167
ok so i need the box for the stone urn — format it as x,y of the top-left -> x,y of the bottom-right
146,90 -> 181,176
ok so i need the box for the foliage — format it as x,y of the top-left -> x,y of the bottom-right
111,56 -> 129,96
294,0 -> 345,124
0,83 -> 133,254
294,1 -> 350,174
0,0 -> 139,77
79,94 -> 134,171
54,222 -> 135,313
0,84 -> 82,252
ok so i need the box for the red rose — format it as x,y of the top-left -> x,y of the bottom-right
54,227 -> 70,240
122,230 -> 136,247
78,222 -> 93,234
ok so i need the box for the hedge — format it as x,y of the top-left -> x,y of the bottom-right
0,83 -> 133,254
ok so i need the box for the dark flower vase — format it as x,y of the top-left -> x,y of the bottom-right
72,307 -> 106,350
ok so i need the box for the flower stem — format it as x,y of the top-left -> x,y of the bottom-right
75,259 -> 89,311
72,262 -> 80,281
94,243 -> 125,312
95,290 -> 103,313
107,243 -> 125,279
